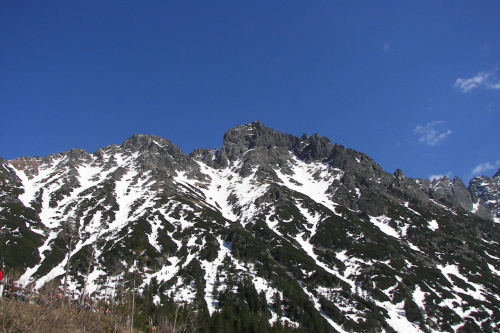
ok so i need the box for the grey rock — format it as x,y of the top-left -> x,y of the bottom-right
426,176 -> 473,212
469,173 -> 500,221
121,134 -> 203,180
451,177 -> 473,211
294,133 -> 334,162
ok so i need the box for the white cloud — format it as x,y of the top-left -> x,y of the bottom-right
454,69 -> 500,92
414,121 -> 452,146
383,43 -> 390,53
471,161 -> 500,175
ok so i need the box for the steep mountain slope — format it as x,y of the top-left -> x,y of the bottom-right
1,122 -> 499,332
468,171 -> 500,222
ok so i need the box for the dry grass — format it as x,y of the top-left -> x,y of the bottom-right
0,298 -> 132,333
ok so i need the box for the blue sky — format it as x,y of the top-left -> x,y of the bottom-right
1,1 -> 499,183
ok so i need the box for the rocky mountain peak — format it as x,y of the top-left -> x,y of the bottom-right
8,157 -> 41,179
294,133 -> 334,162
121,134 -> 175,153
326,143 -> 389,185
118,134 -> 203,180
219,121 -> 298,162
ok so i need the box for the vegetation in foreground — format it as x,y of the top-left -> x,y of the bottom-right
0,283 -> 304,333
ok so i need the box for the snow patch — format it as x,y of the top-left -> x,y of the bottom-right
275,153 -> 342,215
427,219 -> 439,231
369,215 -> 400,239
375,301 -> 423,333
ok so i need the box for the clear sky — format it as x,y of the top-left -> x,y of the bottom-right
1,1 -> 499,183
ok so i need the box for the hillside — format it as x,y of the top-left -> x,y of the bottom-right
1,122 -> 499,332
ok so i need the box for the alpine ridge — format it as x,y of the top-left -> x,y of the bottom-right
1,121 -> 499,332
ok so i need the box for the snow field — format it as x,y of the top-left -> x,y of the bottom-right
412,285 -> 427,310
179,163 -> 270,225
200,238 -> 232,314
437,264 -> 486,302
374,300 -> 423,333
176,167 -> 238,222
14,156 -> 64,207
17,150 -> 160,292
274,153 -> 342,215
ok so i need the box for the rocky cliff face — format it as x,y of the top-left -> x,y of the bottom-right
469,172 -> 500,222
1,122 -> 499,333
411,171 -> 500,222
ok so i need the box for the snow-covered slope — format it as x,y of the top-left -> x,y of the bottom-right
1,122 -> 499,332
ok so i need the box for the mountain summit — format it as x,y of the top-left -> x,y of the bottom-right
1,122 -> 499,332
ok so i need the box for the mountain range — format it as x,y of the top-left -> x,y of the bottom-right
1,121 -> 499,332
